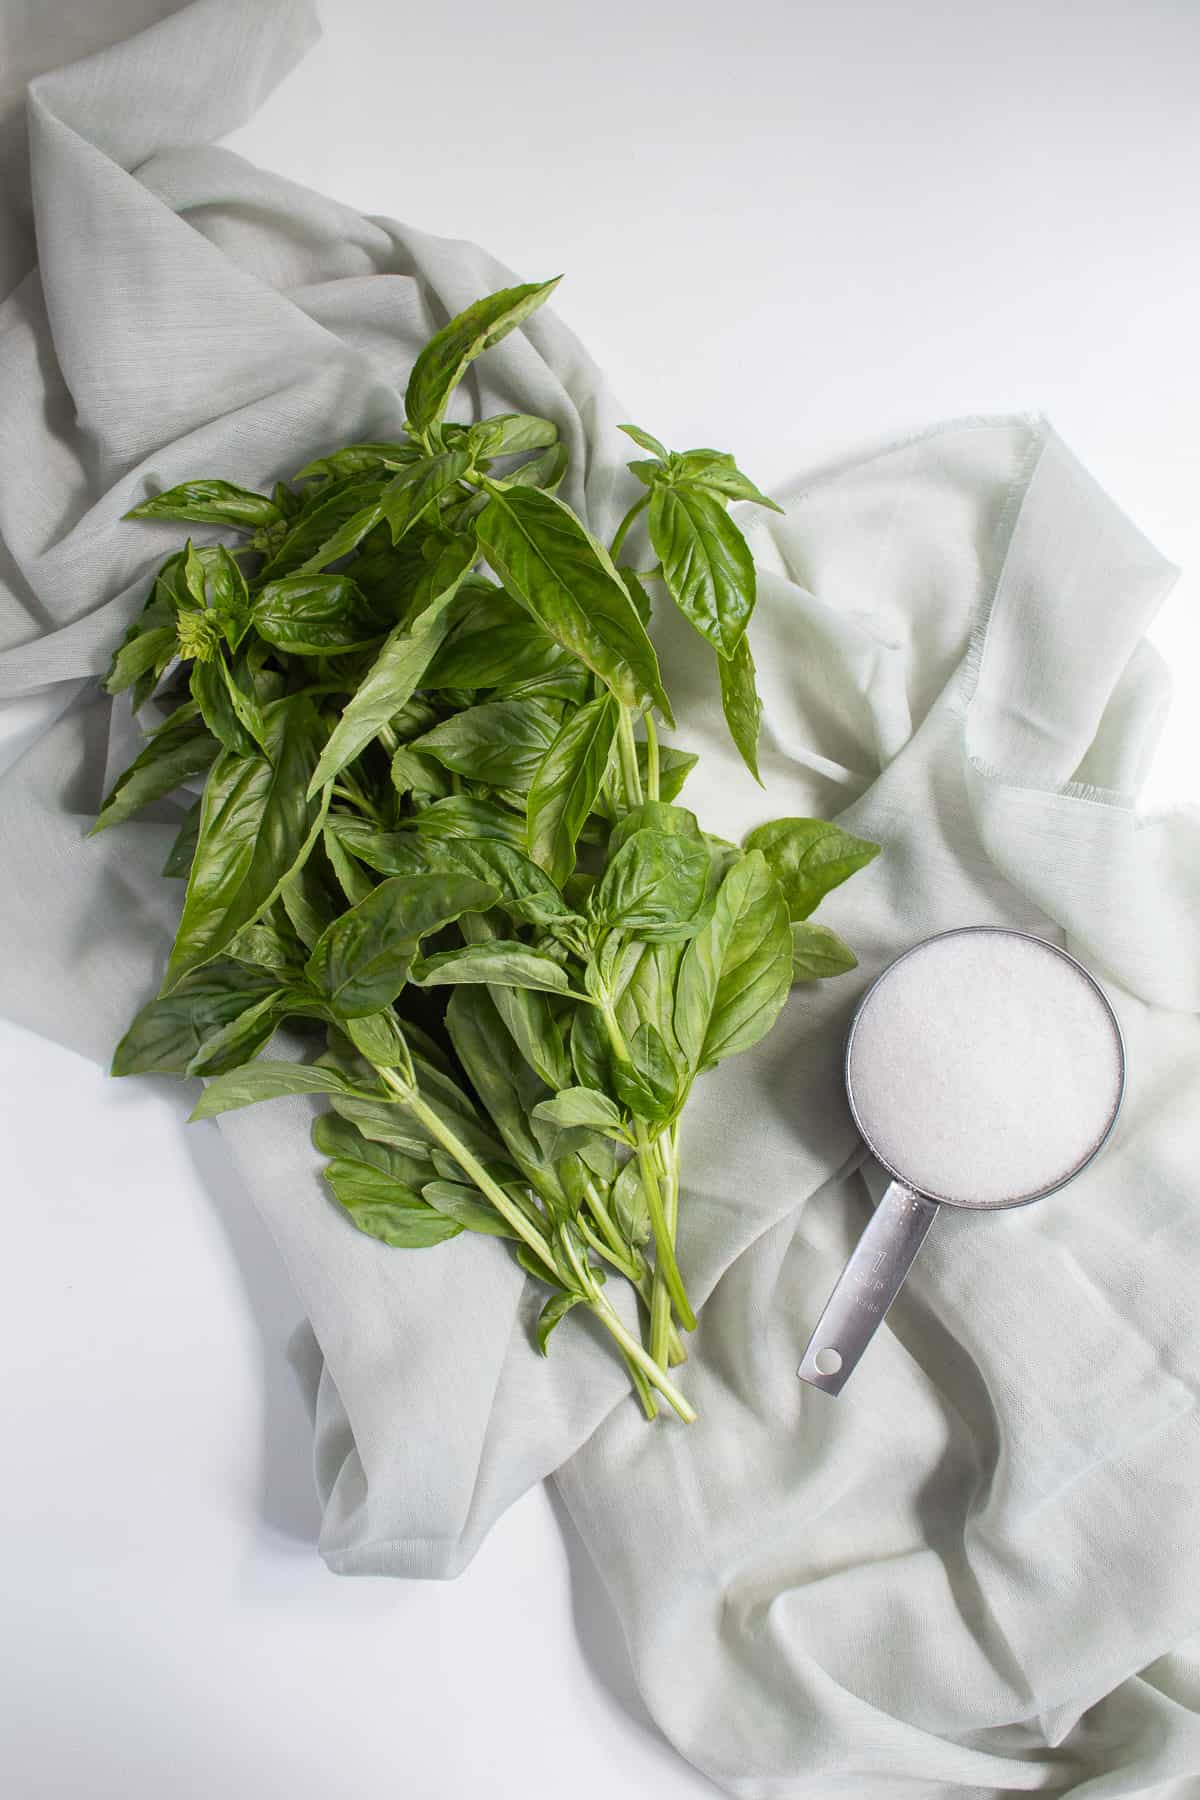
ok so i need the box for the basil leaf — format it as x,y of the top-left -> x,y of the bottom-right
344,1009 -> 413,1070
421,1181 -> 516,1238
322,823 -> 376,906
190,658 -> 261,759
672,450 -> 784,513
607,800 -> 702,860
260,478 -> 386,579
461,913 -> 571,1090
404,277 -> 561,433
294,443 -> 418,485
718,631 -> 763,783
445,985 -> 557,1180
226,911 -> 309,977
423,839 -> 574,925
312,1112 -> 434,1187
252,574 -> 379,655
280,855 -> 339,951
189,1061 -> 362,1119
638,740 -> 697,803
468,414 -> 558,459
412,941 -> 572,995
324,1161 -> 463,1247
526,693 -> 618,887
610,1157 -> 651,1247
411,795 -> 527,848
125,479 -> 281,530
611,1021 -> 677,1124
413,698 -> 561,791
791,921 -> 859,981
617,423 -> 669,460
104,622 -> 177,698
674,851 -> 792,1073
91,706 -> 217,835
570,1003 -> 612,1094
187,989 -> 286,1077
162,796 -> 202,878
476,486 -> 672,722
112,959 -> 279,1076
306,586 -> 461,798
305,872 -> 497,1018
325,818 -> 431,876
503,441 -> 568,493
741,817 -> 881,920
594,828 -> 708,940
648,481 -> 756,659
536,1289 -> 583,1353
380,452 -> 472,544
164,695 -> 328,989
423,590 -> 569,690
532,1087 -> 624,1133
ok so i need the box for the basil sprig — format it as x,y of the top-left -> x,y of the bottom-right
99,276 -> 880,1423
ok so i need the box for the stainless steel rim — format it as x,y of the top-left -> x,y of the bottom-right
842,924 -> 1127,1211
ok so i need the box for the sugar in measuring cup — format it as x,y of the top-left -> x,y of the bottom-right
797,926 -> 1125,1395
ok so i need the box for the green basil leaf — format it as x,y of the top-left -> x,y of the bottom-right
503,441 -> 568,493
112,958 -> 279,1076
388,746 -> 452,802
718,631 -> 763,783
404,277 -> 561,433
411,941 -> 572,995
306,586 -> 461,797
421,1181 -> 517,1238
412,698 -> 561,791
252,574 -> 380,655
294,443 -> 418,485
461,912 -> 571,1090
611,1021 -> 677,1124
411,795 -> 527,848
280,855 -> 339,950
226,910 -> 309,977
312,1112 -> 434,1187
91,706 -> 217,835
476,486 -> 672,722
610,1157 -> 651,1247
104,623 -> 177,697
445,986 -> 556,1181
607,800 -> 702,860
672,450 -> 784,513
423,589 -> 569,690
535,1289 -> 583,1353
186,989 -> 286,1077
190,657 -> 261,759
617,423 -> 669,460
594,827 -> 708,940
424,839 -> 574,925
379,452 -> 473,545
125,479 -> 282,530
741,817 -> 881,920
305,872 -> 497,1018
791,921 -> 859,981
322,822 -> 376,905
531,1087 -> 624,1133
526,693 -> 618,887
467,414 -> 558,459
189,1060 -> 362,1120
614,938 -> 686,1069
162,796 -> 202,878
260,478 -> 386,579
493,662 -> 592,705
674,850 -> 792,1073
164,695 -> 328,989
325,817 -> 431,876
638,740 -> 697,803
344,1009 -> 413,1071
324,1161 -> 463,1248
648,480 -> 756,659
570,1002 -> 612,1094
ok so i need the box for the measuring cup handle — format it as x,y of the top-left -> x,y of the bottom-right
797,1181 -> 939,1395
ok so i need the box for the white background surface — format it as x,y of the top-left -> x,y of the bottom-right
2,3 -> 1197,1796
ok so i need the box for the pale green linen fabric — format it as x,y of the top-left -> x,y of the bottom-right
1,5 -> 1197,1796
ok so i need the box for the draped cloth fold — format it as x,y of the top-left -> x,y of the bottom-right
2,6 -> 1197,1795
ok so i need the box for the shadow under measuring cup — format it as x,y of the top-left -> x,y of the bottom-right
798,926 -> 1126,1396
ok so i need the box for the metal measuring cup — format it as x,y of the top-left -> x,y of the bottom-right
798,927 -> 1125,1396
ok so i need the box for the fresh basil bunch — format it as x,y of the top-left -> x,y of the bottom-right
96,277 -> 879,1422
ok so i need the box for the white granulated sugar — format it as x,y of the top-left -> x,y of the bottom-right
846,930 -> 1123,1206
